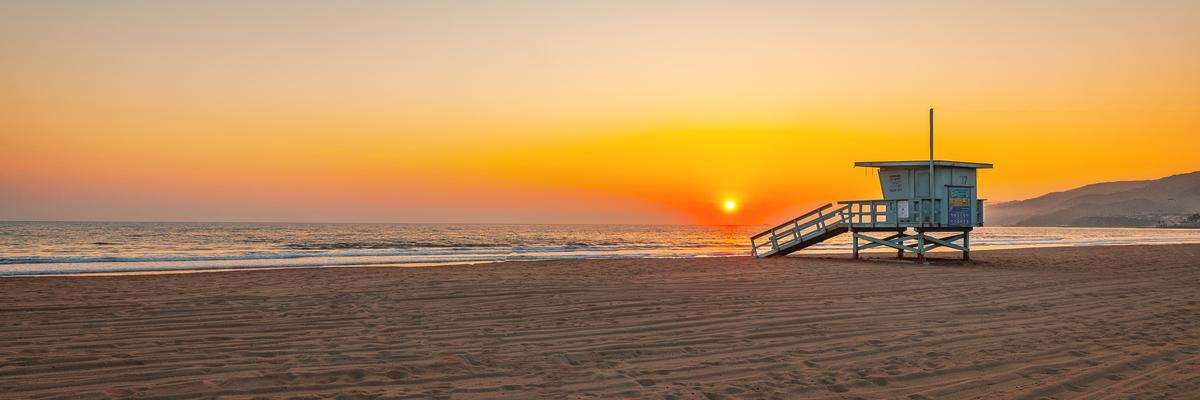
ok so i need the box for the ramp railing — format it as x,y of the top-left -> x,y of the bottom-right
750,204 -> 850,257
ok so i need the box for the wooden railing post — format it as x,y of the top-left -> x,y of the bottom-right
889,199 -> 896,226
870,201 -> 877,226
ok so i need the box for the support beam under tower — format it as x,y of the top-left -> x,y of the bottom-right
850,228 -> 971,263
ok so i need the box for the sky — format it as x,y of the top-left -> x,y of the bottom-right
1,0 -> 1198,224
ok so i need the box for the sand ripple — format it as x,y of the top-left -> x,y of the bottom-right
2,245 -> 1199,399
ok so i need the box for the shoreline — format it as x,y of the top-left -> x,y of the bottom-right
6,239 -> 1200,278
2,260 -> 502,278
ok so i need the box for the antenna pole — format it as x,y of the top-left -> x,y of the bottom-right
929,108 -> 935,218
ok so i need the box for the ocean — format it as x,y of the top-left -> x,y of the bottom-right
2,222 -> 1199,276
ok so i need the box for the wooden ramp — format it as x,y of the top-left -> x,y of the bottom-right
750,204 -> 850,257
751,200 -> 974,261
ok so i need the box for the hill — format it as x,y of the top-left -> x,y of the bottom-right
986,171 -> 1200,227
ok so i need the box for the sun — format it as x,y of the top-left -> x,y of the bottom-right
724,200 -> 737,212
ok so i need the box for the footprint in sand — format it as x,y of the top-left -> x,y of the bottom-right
345,369 -> 367,382
105,388 -> 136,397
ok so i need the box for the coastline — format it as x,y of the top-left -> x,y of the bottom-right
4,260 -> 501,278
2,244 -> 1198,398
5,237 -> 1200,278
6,224 -> 1200,277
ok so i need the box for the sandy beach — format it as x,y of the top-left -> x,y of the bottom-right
2,244 -> 1199,399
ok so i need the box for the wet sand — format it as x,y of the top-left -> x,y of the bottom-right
2,244 -> 1199,399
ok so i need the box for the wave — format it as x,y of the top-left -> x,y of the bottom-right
0,246 -> 749,276
6,233 -> 1199,270
282,242 -> 508,250
0,243 -> 744,266
4,224 -> 1200,277
278,241 -> 730,250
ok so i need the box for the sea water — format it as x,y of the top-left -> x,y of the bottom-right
2,222 -> 1199,276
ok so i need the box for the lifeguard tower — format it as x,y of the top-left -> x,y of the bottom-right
750,110 -> 991,262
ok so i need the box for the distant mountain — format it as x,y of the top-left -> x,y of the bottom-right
986,171 -> 1200,227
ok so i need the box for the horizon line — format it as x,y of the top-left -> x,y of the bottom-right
0,219 -> 763,227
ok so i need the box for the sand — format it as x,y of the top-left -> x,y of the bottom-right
2,244 -> 1199,399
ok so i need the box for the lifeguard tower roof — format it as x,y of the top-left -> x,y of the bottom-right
855,160 -> 993,169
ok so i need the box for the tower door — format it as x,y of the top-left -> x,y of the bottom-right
915,171 -> 930,198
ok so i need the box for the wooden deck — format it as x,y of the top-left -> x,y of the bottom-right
750,199 -> 983,259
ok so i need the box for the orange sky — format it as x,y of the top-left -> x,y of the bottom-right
1,1 -> 1198,224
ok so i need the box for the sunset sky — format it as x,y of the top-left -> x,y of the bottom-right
2,1 -> 1198,224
